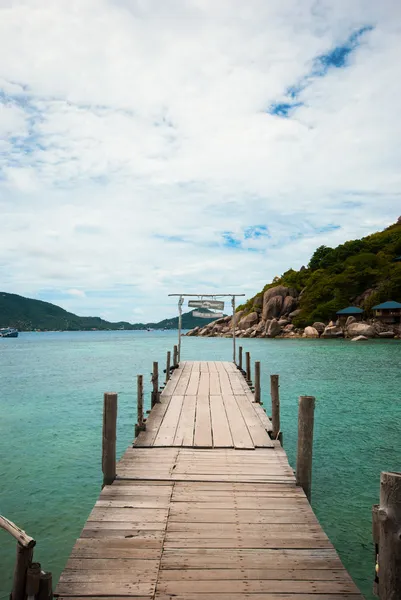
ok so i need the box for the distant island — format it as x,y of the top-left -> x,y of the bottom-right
188,218 -> 401,340
0,292 -> 220,332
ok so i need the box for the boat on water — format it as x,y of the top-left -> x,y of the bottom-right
0,327 -> 19,338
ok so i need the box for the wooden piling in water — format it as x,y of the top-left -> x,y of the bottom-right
135,375 -> 145,438
270,374 -> 281,443
165,351 -> 171,383
173,345 -> 178,367
102,392 -> 117,486
372,504 -> 379,596
37,571 -> 53,600
254,361 -> 261,403
151,362 -> 159,408
378,471 -> 401,600
296,395 -> 315,502
246,351 -> 251,383
238,346 -> 243,370
26,562 -> 41,599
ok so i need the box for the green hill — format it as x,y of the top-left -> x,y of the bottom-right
238,218 -> 401,327
0,292 -> 221,331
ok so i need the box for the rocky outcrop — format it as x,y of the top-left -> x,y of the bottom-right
345,316 -> 356,327
347,323 -> 375,338
282,296 -> 298,315
303,326 -> 319,338
262,286 -> 299,321
312,322 -> 325,334
321,325 -> 344,338
266,318 -> 281,338
238,311 -> 258,330
262,296 -> 284,320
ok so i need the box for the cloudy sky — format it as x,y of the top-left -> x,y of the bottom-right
1,0 -> 400,322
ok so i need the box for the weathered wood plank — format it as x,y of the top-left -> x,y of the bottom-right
154,395 -> 184,446
209,395 -> 233,447
221,393 -> 254,449
173,395 -> 196,446
193,395 -> 212,447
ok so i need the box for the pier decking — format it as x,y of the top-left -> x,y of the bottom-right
55,361 -> 363,600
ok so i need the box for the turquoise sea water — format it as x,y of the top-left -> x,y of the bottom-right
1,331 -> 401,599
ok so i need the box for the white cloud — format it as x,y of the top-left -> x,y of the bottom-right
0,0 -> 400,321
66,289 -> 86,298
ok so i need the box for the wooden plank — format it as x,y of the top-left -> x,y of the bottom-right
207,361 -> 217,372
158,568 -> 353,581
154,396 -> 184,446
193,395 -> 212,447
197,372 -> 210,395
209,395 -> 233,447
221,393 -> 254,449
65,558 -> 160,570
174,371 -> 191,395
252,403 -> 273,432
173,395 -> 196,446
234,395 -> 274,447
209,372 -> 221,395
134,398 -> 171,447
186,371 -> 200,395
157,579 -> 359,594
156,595 -> 361,600
56,581 -> 154,596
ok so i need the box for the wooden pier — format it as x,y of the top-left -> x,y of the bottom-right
54,360 -> 363,600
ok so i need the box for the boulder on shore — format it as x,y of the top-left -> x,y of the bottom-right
345,316 -> 357,327
379,331 -> 396,338
351,335 -> 369,342
312,322 -> 325,334
267,318 -> 282,338
321,325 -> 344,338
282,295 -> 298,315
262,295 -> 284,320
303,326 -> 320,338
238,311 -> 259,330
347,322 -> 375,338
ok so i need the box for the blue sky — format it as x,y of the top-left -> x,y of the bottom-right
0,0 -> 401,322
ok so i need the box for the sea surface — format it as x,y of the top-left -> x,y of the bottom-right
1,331 -> 400,599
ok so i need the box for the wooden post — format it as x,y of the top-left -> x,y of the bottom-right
11,543 -> 33,600
372,504 -> 379,596
135,375 -> 145,437
26,562 -> 41,598
246,351 -> 251,383
296,395 -> 315,502
165,351 -> 171,383
378,471 -> 401,600
151,361 -> 159,408
37,571 -> 52,600
271,374 -> 281,442
102,392 -> 117,486
173,345 -> 178,367
254,361 -> 261,403
238,346 -> 243,370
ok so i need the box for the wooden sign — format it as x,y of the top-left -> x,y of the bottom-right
192,311 -> 224,319
188,300 -> 225,310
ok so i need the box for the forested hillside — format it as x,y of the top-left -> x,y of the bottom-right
238,218 -> 401,327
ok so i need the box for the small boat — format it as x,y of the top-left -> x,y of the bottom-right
0,327 -> 19,338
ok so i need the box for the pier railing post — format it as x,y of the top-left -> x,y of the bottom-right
102,392 -> 117,486
238,346 -> 243,370
246,351 -> 251,384
372,504 -> 379,596
378,471 -> 401,600
296,395 -> 315,502
165,351 -> 171,383
270,374 -> 281,443
26,562 -> 41,599
135,375 -> 145,437
173,345 -> 178,367
254,361 -> 261,403
37,571 -> 52,600
11,543 -> 34,600
151,362 -> 159,408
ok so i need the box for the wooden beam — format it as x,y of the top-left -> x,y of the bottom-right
378,471 -> 401,600
270,374 -> 281,442
295,395 -> 315,502
254,361 -> 261,404
102,392 -> 117,486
